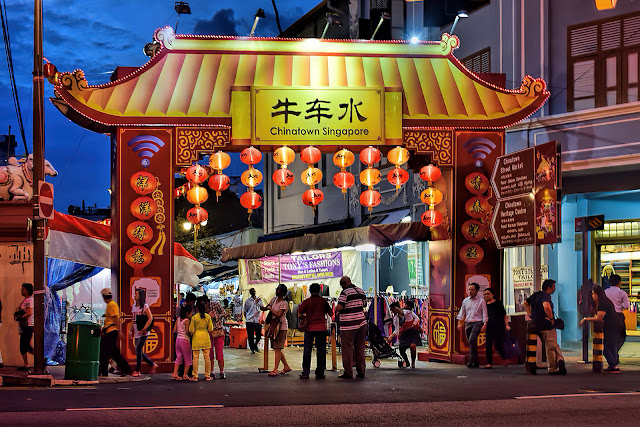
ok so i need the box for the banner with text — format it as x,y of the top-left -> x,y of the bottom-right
252,87 -> 384,145
246,251 -> 344,284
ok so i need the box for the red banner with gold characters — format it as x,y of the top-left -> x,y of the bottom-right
116,128 -> 174,363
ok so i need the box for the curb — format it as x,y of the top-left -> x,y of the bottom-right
0,374 -> 150,387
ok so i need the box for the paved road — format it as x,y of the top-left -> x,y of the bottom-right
1,362 -> 639,413
2,396 -> 640,426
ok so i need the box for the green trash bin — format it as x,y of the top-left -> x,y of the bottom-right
65,321 -> 102,380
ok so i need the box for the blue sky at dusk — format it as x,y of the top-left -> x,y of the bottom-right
0,0 -> 318,211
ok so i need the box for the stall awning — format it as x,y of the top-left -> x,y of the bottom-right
220,222 -> 429,262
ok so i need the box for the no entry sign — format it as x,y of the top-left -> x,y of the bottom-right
38,181 -> 54,219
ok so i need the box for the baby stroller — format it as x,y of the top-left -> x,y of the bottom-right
368,321 -> 406,368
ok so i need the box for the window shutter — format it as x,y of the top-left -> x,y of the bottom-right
570,25 -> 597,56
624,15 -> 640,46
601,20 -> 620,50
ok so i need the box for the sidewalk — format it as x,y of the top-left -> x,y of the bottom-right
4,340 -> 640,387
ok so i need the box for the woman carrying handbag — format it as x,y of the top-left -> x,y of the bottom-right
261,284 -> 292,377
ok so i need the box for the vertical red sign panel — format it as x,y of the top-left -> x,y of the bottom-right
115,128 -> 174,364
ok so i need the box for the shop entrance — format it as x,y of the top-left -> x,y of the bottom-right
595,220 -> 640,337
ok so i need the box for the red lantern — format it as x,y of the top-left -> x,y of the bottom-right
186,186 -> 208,205
461,219 -> 485,242
186,206 -> 208,224
300,146 -> 322,165
272,168 -> 295,191
302,188 -> 324,207
209,174 -> 230,199
359,146 -> 382,165
360,189 -> 381,211
464,196 -> 491,219
333,149 -> 355,169
420,187 -> 444,206
124,245 -> 152,271
419,164 -> 442,183
459,243 -> 484,267
126,221 -> 154,245
333,171 -> 355,194
209,151 -> 231,172
464,172 -> 490,195
130,196 -> 157,220
301,167 -> 323,186
273,146 -> 295,166
185,164 -> 208,184
241,168 -> 263,188
360,168 -> 381,187
240,147 -> 262,165
130,171 -> 157,195
387,146 -> 410,166
387,167 -> 409,190
240,191 -> 262,213
421,209 -> 443,227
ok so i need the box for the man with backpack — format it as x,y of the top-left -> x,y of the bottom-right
524,279 -> 567,375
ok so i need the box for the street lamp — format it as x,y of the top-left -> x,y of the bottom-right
370,12 -> 390,40
249,8 -> 265,37
174,1 -> 191,33
450,10 -> 468,35
321,12 -> 342,39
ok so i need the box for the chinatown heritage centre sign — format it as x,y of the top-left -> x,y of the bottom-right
490,141 -> 560,248
246,251 -> 344,284
252,87 -> 384,145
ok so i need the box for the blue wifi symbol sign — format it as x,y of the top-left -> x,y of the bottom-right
127,135 -> 166,168
463,137 -> 497,169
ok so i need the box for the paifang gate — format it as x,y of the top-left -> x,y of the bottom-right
50,27 -> 548,364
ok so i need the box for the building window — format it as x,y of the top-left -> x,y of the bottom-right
462,47 -> 491,74
568,11 -> 640,112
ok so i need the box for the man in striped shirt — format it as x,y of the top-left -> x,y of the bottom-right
334,276 -> 367,379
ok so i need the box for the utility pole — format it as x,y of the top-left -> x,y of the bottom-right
32,0 -> 46,375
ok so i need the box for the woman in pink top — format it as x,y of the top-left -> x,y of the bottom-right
172,304 -> 192,380
15,283 -> 34,371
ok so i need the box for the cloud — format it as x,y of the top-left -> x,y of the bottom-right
192,9 -> 248,37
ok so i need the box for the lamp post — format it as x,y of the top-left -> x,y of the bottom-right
183,220 -> 207,258
249,9 -> 265,37
32,0 -> 46,375
450,10 -> 468,35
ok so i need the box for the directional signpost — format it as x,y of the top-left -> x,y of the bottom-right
492,195 -> 536,248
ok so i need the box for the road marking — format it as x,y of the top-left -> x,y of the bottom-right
0,386 -> 97,391
67,404 -> 224,411
516,392 -> 640,399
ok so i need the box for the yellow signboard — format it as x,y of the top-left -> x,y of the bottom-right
252,87 -> 384,145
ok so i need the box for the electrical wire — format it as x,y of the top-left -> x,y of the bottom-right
0,0 -> 28,155
271,0 -> 283,35
56,129 -> 86,189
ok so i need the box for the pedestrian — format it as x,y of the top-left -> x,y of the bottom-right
482,287 -> 510,369
604,274 -> 629,357
456,282 -> 487,368
334,276 -> 367,379
14,283 -> 34,371
388,300 -> 421,368
297,282 -> 333,379
189,300 -> 213,381
580,285 -> 626,373
524,279 -> 567,375
243,288 -> 264,354
99,288 -> 133,377
233,289 -> 243,322
129,288 -> 156,377
177,292 -> 197,378
261,283 -> 292,377
172,303 -> 192,380
207,297 -> 227,379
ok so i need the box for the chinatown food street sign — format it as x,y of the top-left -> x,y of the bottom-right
252,87 -> 384,145
492,195 -> 536,248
